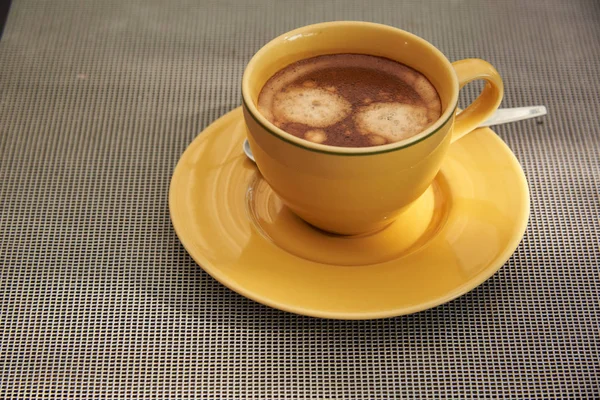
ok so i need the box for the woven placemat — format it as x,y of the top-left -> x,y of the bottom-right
1,0 -> 598,398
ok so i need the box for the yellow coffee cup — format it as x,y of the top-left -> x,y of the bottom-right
242,21 -> 503,235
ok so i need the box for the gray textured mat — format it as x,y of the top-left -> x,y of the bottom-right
1,0 -> 599,398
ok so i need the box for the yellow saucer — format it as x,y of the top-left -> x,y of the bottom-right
169,108 -> 530,319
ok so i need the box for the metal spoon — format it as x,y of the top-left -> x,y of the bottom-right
243,105 -> 547,162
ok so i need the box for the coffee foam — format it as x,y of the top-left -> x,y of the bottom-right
257,59 -> 332,124
351,72 -> 441,141
354,102 -> 434,142
413,75 -> 442,110
258,54 -> 442,147
272,87 -> 351,128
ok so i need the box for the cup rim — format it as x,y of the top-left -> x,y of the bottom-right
242,21 -> 459,156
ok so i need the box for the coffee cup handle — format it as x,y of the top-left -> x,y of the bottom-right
451,59 -> 504,143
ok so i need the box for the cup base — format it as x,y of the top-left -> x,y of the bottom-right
247,174 -> 451,266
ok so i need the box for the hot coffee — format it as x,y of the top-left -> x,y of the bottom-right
257,54 -> 442,147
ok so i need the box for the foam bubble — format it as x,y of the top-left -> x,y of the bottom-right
354,102 -> 433,142
368,134 -> 387,146
272,87 -> 351,128
304,129 -> 327,143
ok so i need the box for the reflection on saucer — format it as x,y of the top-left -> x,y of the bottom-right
247,173 -> 451,266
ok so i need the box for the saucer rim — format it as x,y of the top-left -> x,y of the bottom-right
169,107 -> 530,320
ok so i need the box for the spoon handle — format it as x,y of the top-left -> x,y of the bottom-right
479,105 -> 547,127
